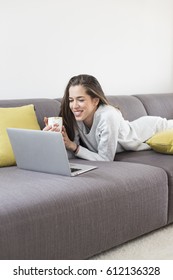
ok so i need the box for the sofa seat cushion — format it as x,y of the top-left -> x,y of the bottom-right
115,150 -> 173,223
0,160 -> 168,259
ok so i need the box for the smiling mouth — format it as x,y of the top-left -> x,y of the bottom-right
73,111 -> 83,117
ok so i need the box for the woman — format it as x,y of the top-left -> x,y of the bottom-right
44,74 -> 173,161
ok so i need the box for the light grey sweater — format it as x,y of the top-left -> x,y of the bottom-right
74,104 -> 173,161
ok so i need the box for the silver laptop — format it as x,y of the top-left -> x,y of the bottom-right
7,128 -> 97,176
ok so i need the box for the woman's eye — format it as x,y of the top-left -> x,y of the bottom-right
69,98 -> 85,103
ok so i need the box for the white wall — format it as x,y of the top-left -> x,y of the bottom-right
0,0 -> 173,99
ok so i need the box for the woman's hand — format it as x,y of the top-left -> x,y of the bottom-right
43,118 -> 77,152
43,117 -> 61,132
61,126 -> 77,152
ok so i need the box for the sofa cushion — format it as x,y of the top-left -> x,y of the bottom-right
135,93 -> 173,120
146,129 -> 173,154
115,150 -> 173,223
107,95 -> 147,121
0,98 -> 61,129
0,160 -> 168,259
0,104 -> 40,167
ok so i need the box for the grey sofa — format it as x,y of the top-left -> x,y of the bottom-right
0,93 -> 173,260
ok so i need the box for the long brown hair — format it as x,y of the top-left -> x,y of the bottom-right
59,74 -> 109,141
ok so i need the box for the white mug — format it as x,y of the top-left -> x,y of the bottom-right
48,117 -> 63,132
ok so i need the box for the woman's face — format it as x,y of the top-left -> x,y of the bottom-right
69,85 -> 99,128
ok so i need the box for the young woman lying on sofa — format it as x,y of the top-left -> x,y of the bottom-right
43,74 -> 173,161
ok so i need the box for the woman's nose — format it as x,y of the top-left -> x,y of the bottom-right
73,100 -> 79,109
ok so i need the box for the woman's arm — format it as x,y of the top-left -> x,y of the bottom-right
76,109 -> 122,161
76,125 -> 120,161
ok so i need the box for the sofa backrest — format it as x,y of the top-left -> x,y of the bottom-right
107,93 -> 173,120
135,93 -> 173,120
0,98 -> 61,129
1,93 -> 173,127
106,95 -> 147,121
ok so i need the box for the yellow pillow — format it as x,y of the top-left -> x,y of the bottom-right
0,104 -> 40,167
146,129 -> 173,154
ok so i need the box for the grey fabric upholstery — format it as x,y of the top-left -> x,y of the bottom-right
107,95 -> 147,121
135,93 -> 173,119
115,150 -> 173,223
0,161 -> 167,259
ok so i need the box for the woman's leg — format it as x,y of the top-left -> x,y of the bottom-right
130,116 -> 173,142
